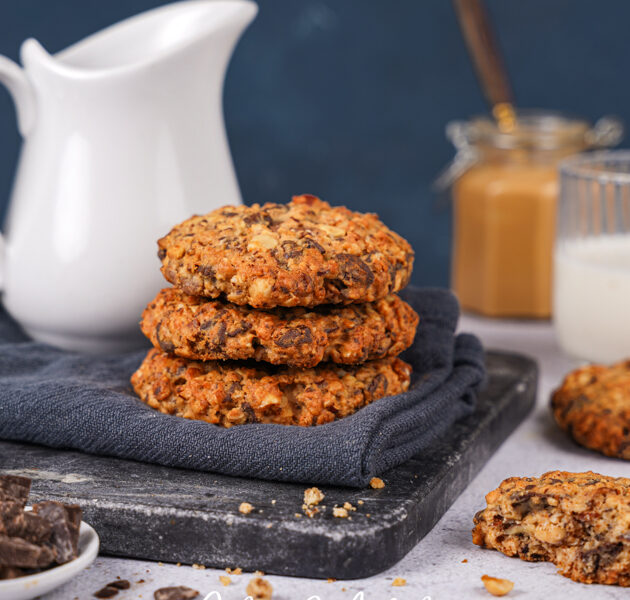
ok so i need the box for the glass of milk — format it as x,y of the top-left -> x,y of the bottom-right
554,151 -> 630,363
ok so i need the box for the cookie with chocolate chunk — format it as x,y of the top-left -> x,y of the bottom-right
551,360 -> 630,459
473,470 -> 630,586
131,348 -> 412,427
157,195 -> 414,308
141,287 -> 418,368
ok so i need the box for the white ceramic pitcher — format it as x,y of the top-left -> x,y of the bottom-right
0,0 -> 257,353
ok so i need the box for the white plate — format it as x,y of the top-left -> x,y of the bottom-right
0,519 -> 99,600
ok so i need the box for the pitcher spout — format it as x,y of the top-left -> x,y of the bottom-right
23,1 -> 257,77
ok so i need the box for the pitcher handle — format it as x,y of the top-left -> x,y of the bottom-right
0,55 -> 35,137
0,55 -> 36,291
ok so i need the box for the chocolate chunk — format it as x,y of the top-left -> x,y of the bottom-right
0,565 -> 26,579
215,321 -> 227,346
155,323 -> 176,353
197,264 -> 215,278
302,236 -> 326,254
367,373 -> 387,395
0,535 -> 55,569
154,586 -> 200,600
336,254 -> 375,287
274,326 -> 313,348
94,585 -> 120,598
33,501 -> 82,564
0,476 -> 31,506
107,579 -> 131,589
157,247 -> 167,260
3,508 -> 52,545
241,402 -> 258,424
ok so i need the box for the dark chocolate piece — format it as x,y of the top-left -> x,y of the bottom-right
154,586 -> 200,600
93,586 -> 120,599
0,535 -> 55,569
33,501 -> 82,564
0,476 -> 30,507
1,507 -> 53,545
0,565 -> 26,579
107,579 -> 131,589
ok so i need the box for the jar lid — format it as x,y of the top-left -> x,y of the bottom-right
434,109 -> 624,191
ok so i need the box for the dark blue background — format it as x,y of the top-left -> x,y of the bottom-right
0,1 -> 627,286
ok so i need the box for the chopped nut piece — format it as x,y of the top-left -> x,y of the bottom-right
226,567 -> 242,575
481,575 -> 514,597
304,487 -> 325,506
392,577 -> 406,586
219,575 -> 231,586
333,506 -> 349,518
239,502 -> 254,514
343,502 -> 356,511
369,477 -> 385,489
246,576 -> 273,599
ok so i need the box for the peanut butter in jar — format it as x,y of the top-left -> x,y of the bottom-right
444,110 -> 622,318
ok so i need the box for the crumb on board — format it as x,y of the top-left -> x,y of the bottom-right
239,502 -> 254,514
343,501 -> 356,511
302,504 -> 319,518
462,558 -> 468,563
358,500 -> 364,505
271,499 -> 277,505
481,575 -> 514,597
333,506 -> 349,518
294,512 -> 303,518
304,487 -> 325,506
392,577 -> 406,587
246,576 -> 273,600
226,567 -> 242,575
219,575 -> 231,586
191,563 -> 205,570
369,477 -> 385,489
254,570 -> 265,576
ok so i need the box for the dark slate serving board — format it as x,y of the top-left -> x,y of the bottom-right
0,350 -> 536,580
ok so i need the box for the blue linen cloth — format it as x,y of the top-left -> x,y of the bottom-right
0,287 -> 485,487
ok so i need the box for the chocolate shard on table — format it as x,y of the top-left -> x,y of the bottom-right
153,586 -> 200,600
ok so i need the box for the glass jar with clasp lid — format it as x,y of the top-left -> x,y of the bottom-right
438,110 -> 623,318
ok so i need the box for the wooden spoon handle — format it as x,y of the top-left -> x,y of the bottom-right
453,0 -> 514,107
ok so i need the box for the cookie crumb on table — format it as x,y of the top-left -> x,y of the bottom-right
392,577 -> 406,586
302,504 -> 320,518
219,575 -> 231,586
246,576 -> 273,600
239,502 -> 254,514
333,506 -> 349,518
304,487 -> 325,506
226,567 -> 242,575
191,563 -> 205,570
481,575 -> 514,596
327,578 -> 336,583
343,501 -> 356,511
370,477 -> 385,489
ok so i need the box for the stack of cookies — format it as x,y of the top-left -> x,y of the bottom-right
131,195 -> 419,427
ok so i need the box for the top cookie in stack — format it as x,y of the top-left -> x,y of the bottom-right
131,195 -> 419,427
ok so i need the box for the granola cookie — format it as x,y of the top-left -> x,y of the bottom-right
157,195 -> 414,308
140,287 -> 418,368
473,470 -> 630,586
551,360 -> 630,459
131,348 -> 412,427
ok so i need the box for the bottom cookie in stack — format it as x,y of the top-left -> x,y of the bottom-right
131,348 -> 412,427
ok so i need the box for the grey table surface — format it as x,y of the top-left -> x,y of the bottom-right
29,316 -> 630,599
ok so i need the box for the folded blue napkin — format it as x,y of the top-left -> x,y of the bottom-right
0,287 -> 485,487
